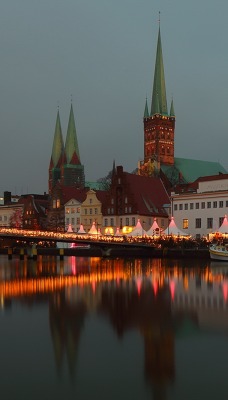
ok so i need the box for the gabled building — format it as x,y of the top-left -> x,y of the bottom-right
80,189 -> 108,234
47,183 -> 86,231
102,165 -> 170,235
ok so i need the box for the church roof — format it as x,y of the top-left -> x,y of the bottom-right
64,104 -> 81,165
50,110 -> 64,168
151,27 -> 168,116
161,157 -> 227,186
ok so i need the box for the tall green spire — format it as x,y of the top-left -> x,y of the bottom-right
65,103 -> 81,165
51,110 -> 64,168
170,97 -> 175,117
144,98 -> 149,118
151,27 -> 168,116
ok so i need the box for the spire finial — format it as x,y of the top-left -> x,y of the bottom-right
158,11 -> 161,27
70,94 -> 73,105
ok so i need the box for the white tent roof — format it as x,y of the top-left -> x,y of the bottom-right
114,227 -> 122,236
147,218 -> 160,236
218,215 -> 228,234
67,223 -> 73,233
88,221 -> 99,235
77,224 -> 86,234
126,219 -> 147,237
163,217 -> 188,236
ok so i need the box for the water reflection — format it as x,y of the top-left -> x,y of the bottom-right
1,255 -> 228,399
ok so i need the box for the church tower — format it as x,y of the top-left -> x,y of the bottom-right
61,103 -> 85,188
140,25 -> 175,176
48,109 -> 64,193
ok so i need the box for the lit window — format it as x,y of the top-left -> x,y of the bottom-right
53,200 -> 56,209
66,208 -> 70,214
183,219 -> 188,229
56,199 -> 60,208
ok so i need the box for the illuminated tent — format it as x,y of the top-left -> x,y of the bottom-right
126,219 -> 147,237
114,227 -> 122,236
88,221 -> 99,235
77,224 -> 86,234
67,223 -> 73,233
217,215 -> 228,234
163,217 -> 188,236
147,218 -> 160,236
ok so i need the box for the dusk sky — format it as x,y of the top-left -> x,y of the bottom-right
0,0 -> 227,194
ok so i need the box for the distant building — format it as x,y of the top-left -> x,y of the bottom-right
171,174 -> 228,237
80,189 -> 108,234
102,165 -> 170,235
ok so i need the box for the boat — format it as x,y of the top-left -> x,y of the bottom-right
209,243 -> 228,261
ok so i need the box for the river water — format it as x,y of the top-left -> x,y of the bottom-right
0,254 -> 228,400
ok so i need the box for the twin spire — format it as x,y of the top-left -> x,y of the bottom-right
144,26 -> 175,118
50,103 -> 81,169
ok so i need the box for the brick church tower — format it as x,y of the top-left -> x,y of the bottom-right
139,25 -> 175,176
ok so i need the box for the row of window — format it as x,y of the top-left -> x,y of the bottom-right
66,217 -> 80,226
174,200 -> 228,211
182,217 -> 224,229
107,207 -> 132,214
104,217 -> 136,227
66,207 -> 80,214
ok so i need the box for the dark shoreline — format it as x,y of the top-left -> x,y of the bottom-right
0,246 -> 210,259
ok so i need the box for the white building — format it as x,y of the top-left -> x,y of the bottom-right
171,174 -> 228,238
64,198 -> 82,232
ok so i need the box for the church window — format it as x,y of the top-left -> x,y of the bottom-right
183,219 -> 188,229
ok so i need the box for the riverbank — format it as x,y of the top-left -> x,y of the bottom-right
0,246 -> 210,259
